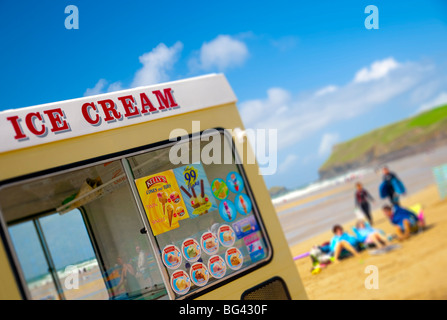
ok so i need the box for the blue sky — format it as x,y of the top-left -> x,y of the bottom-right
1,0 -> 447,189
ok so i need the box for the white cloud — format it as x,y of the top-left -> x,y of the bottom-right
278,154 -> 298,174
107,81 -> 123,93
239,58 -> 431,151
240,87 -> 329,149
84,79 -> 107,96
189,35 -> 249,71
417,91 -> 447,113
318,133 -> 340,156
84,80 -> 124,96
354,57 -> 400,83
315,85 -> 338,96
240,87 -> 290,126
131,42 -> 183,88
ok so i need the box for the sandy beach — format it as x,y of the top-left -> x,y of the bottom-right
273,145 -> 447,300
287,183 -> 447,299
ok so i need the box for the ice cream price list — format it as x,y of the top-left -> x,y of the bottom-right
135,164 -> 268,298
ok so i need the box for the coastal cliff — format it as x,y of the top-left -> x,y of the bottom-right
319,104 -> 447,180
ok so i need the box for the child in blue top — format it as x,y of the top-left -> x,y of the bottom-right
354,220 -> 390,249
330,225 -> 360,263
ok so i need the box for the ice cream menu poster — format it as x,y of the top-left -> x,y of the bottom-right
135,164 -> 217,236
173,164 -> 217,218
135,169 -> 190,236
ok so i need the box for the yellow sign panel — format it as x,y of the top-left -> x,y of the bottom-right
135,170 -> 190,236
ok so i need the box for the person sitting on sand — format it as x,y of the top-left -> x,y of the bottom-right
382,204 -> 421,240
330,225 -> 360,263
354,220 -> 390,249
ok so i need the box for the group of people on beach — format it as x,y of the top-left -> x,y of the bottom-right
354,166 -> 404,226
311,166 -> 426,268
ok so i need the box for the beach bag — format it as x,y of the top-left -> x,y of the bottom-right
379,181 -> 388,198
391,177 -> 406,195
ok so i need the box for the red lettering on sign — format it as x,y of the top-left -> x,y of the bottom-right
152,88 -> 179,111
5,87 -> 182,143
145,175 -> 168,189
118,95 -> 140,118
25,112 -> 46,136
43,108 -> 70,133
97,99 -> 121,122
81,102 -> 100,125
140,92 -> 157,114
6,116 -> 28,140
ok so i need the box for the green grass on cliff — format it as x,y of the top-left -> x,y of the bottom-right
320,104 -> 447,171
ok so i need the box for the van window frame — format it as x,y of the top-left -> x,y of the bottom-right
0,128 -> 273,300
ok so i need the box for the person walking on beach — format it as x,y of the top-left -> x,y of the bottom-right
380,166 -> 406,206
355,182 -> 375,225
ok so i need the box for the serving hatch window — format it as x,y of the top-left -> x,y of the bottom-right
126,129 -> 271,299
0,160 -> 167,300
0,129 -> 271,300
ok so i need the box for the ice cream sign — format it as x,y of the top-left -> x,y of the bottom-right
135,169 -> 190,236
0,74 -> 237,153
4,88 -> 178,141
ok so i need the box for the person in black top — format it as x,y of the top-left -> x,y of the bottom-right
355,182 -> 374,225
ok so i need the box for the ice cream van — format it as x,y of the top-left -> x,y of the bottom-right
0,74 -> 307,300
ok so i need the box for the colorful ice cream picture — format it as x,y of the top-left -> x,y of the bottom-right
156,191 -> 169,215
175,205 -> 186,218
225,247 -> 243,270
208,255 -> 226,279
226,171 -> 244,194
134,170 -> 190,236
218,199 -> 237,222
181,238 -> 201,263
235,193 -> 252,215
173,164 -> 217,218
190,262 -> 209,287
211,178 -> 229,200
233,215 -> 260,239
170,269 -> 191,295
243,233 -> 266,263
169,191 -> 180,203
218,224 -> 236,247
200,231 -> 219,256
162,244 -> 182,270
